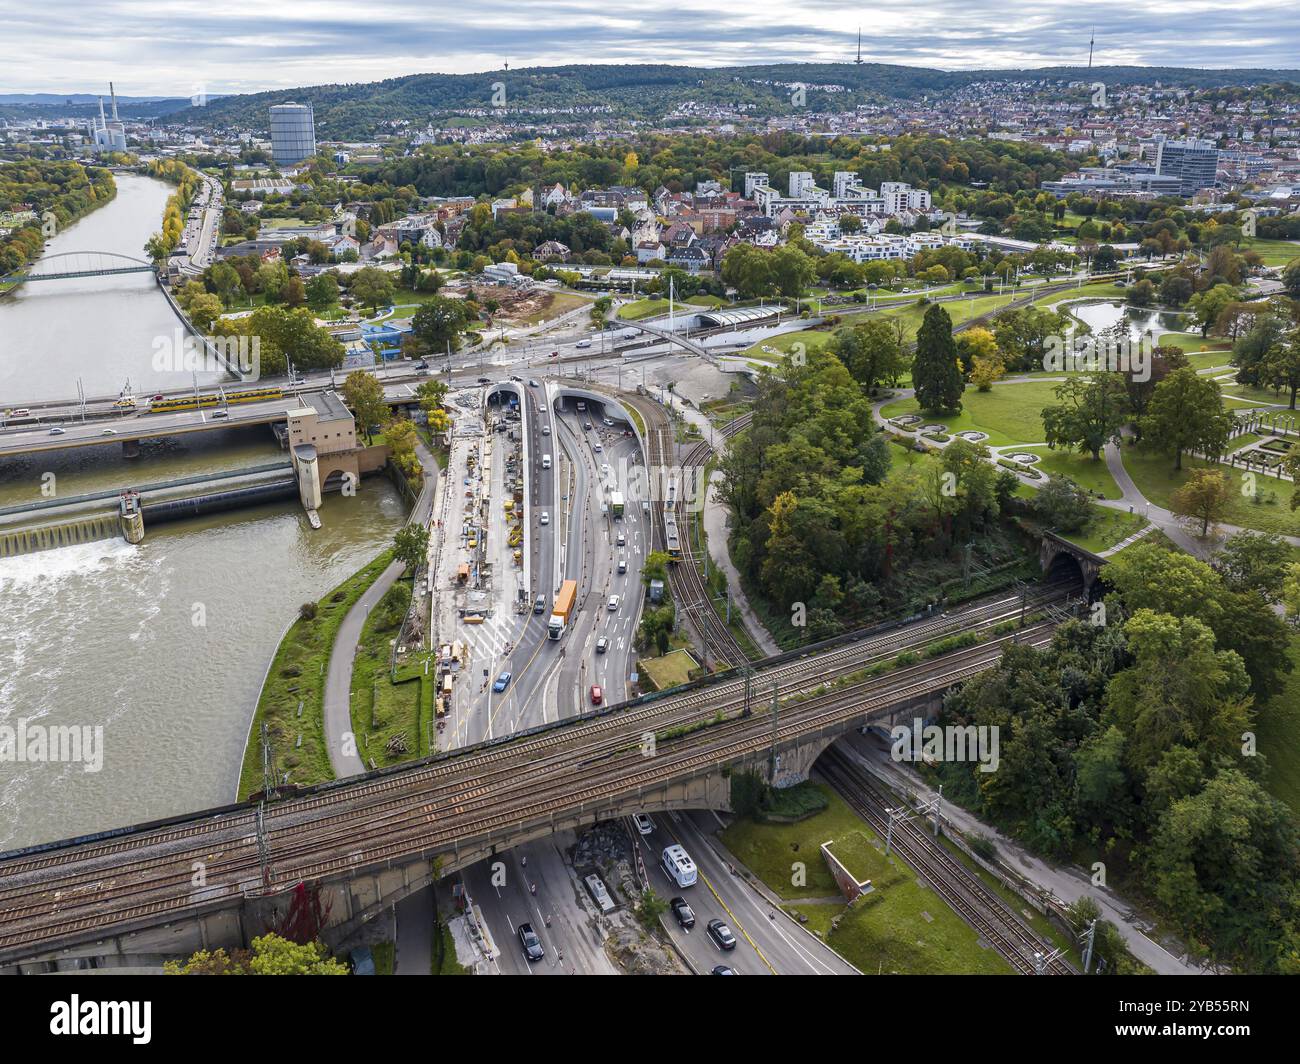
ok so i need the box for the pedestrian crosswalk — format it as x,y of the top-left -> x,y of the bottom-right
461,610 -> 523,663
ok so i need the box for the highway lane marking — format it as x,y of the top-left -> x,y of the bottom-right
655,814 -> 776,975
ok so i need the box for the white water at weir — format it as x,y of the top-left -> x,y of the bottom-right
0,175 -> 407,850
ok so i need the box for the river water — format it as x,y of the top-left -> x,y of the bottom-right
0,175 -> 405,851
0,173 -> 224,404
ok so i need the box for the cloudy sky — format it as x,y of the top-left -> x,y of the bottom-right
4,0 -> 1297,96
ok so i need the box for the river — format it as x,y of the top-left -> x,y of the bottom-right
0,173 -> 225,404
0,174 -> 405,851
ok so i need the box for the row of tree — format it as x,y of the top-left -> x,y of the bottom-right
933,539 -> 1298,972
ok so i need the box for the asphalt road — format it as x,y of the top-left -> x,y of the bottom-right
552,404 -> 646,716
481,381 -> 561,739
638,811 -> 859,976
463,836 -> 619,975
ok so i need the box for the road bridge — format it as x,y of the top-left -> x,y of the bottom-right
0,581 -> 1078,971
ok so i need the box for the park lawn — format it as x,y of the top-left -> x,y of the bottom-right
1159,330 -> 1233,355
617,294 -> 723,320
1121,442 -> 1300,537
866,291 -> 1020,343
1238,236 -> 1300,267
1063,507 -> 1150,555
349,574 -> 434,771
236,549 -> 395,799
1256,635 -> 1300,818
740,327 -> 836,362
638,648 -> 698,691
722,785 -> 1012,975
1016,445 -> 1121,499
1220,381 -> 1297,409
880,379 -> 1061,449
1041,282 -> 1129,306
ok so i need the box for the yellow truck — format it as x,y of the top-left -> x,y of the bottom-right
547,579 -> 578,640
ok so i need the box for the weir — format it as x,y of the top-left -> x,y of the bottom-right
0,513 -> 122,558
0,474 -> 299,558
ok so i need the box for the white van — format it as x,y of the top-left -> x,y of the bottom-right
661,844 -> 697,888
542,454 -> 552,469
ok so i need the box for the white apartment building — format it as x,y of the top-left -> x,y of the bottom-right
880,182 -> 932,213
746,171 -> 929,220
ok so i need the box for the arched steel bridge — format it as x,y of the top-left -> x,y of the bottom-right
1,250 -> 158,285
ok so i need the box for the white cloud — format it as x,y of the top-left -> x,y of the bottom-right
2,0 -> 1297,95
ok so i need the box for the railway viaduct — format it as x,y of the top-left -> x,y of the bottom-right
1,610 -> 1019,973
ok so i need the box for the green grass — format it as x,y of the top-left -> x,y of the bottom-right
434,923 -> 469,975
1238,236 -> 1300,267
349,575 -> 434,771
864,291 -> 1021,343
722,785 -> 1013,975
638,648 -> 698,690
237,549 -> 395,799
1121,442 -> 1300,537
1257,635 -> 1300,817
1064,506 -> 1150,555
739,327 -> 835,363
880,379 -> 1062,449
1016,445 -> 1121,499
617,294 -> 723,320
371,941 -> 395,975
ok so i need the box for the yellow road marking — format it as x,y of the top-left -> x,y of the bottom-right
698,868 -> 778,976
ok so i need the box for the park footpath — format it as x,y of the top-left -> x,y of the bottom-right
873,381 -> 1300,561
324,438 -> 442,778
838,731 -> 1208,975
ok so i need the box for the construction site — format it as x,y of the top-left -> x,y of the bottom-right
424,386 -> 530,745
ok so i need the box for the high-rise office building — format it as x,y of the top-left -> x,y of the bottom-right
1154,138 -> 1219,197
270,103 -> 316,168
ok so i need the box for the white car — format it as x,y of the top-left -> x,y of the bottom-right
100,428 -> 117,436
48,426 -> 66,435
632,813 -> 654,836
542,425 -> 551,435
539,511 -> 550,525
576,339 -> 592,348
607,594 -> 620,611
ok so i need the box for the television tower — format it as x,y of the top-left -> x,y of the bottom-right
1087,30 -> 1095,69
855,28 -> 864,65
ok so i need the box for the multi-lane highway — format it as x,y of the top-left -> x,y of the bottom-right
637,810 -> 859,975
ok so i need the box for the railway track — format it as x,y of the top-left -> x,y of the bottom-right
0,584 -> 1069,960
668,414 -> 753,669
613,385 -> 754,668
818,748 -> 1076,975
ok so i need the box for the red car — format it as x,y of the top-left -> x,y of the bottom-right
590,685 -> 603,705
